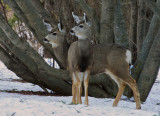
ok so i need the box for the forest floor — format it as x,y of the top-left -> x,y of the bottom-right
0,61 -> 160,116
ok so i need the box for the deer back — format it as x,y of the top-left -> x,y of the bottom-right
90,43 -> 130,75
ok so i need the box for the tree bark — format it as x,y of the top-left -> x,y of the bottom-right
138,28 -> 160,102
100,0 -> 114,43
137,0 -> 147,55
129,0 -> 138,63
0,44 -> 36,84
0,28 -> 51,92
73,0 -> 100,43
31,0 -> 57,26
114,0 -> 129,48
145,0 -> 160,19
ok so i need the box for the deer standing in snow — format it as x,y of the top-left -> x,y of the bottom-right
68,12 -> 141,109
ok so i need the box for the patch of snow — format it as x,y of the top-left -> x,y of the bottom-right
0,61 -> 160,116
0,81 -> 43,92
157,69 -> 160,81
0,62 -> 19,79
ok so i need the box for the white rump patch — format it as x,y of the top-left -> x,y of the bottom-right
125,50 -> 132,64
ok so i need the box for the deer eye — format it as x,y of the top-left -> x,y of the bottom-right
52,33 -> 57,36
79,25 -> 83,28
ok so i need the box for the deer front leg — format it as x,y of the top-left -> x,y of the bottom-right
71,73 -> 77,104
75,72 -> 82,104
84,71 -> 90,105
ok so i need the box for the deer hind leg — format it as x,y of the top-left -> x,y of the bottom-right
71,73 -> 77,104
106,70 -> 126,107
125,76 -> 141,109
75,72 -> 83,104
83,71 -> 90,105
113,81 -> 126,107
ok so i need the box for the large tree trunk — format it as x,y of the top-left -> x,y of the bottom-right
125,0 -> 160,97
0,40 -> 37,84
137,0 -> 147,56
129,0 -> 138,63
131,0 -> 160,82
114,0 -> 129,48
137,28 -> 160,101
100,0 -> 114,43
137,0 -> 153,56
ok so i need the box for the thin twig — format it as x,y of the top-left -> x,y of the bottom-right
0,0 -> 8,24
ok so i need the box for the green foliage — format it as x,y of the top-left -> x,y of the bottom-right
8,14 -> 19,27
5,4 -> 11,11
40,0 -> 44,3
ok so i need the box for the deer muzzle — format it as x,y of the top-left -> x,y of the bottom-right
43,38 -> 49,43
70,29 -> 75,35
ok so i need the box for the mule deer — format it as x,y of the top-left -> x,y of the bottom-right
43,20 -> 69,69
69,12 -> 141,109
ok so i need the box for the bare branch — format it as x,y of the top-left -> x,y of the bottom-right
0,0 -> 8,23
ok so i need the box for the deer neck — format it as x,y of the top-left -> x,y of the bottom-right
77,39 -> 91,56
53,36 -> 69,69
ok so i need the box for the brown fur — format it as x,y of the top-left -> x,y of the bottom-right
68,39 -> 93,72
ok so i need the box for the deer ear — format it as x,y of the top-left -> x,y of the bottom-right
83,13 -> 91,26
72,12 -> 81,24
43,19 -> 53,32
58,23 -> 62,32
58,23 -> 65,33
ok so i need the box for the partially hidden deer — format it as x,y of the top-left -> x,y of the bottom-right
43,20 -> 69,69
68,12 -> 141,109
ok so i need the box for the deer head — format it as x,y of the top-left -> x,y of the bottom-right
43,20 -> 66,48
70,12 -> 91,40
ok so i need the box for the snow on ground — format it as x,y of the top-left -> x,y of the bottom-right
0,61 -> 160,116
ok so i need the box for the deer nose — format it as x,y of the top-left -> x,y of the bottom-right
70,29 -> 75,35
43,38 -> 49,43
70,30 -> 74,33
